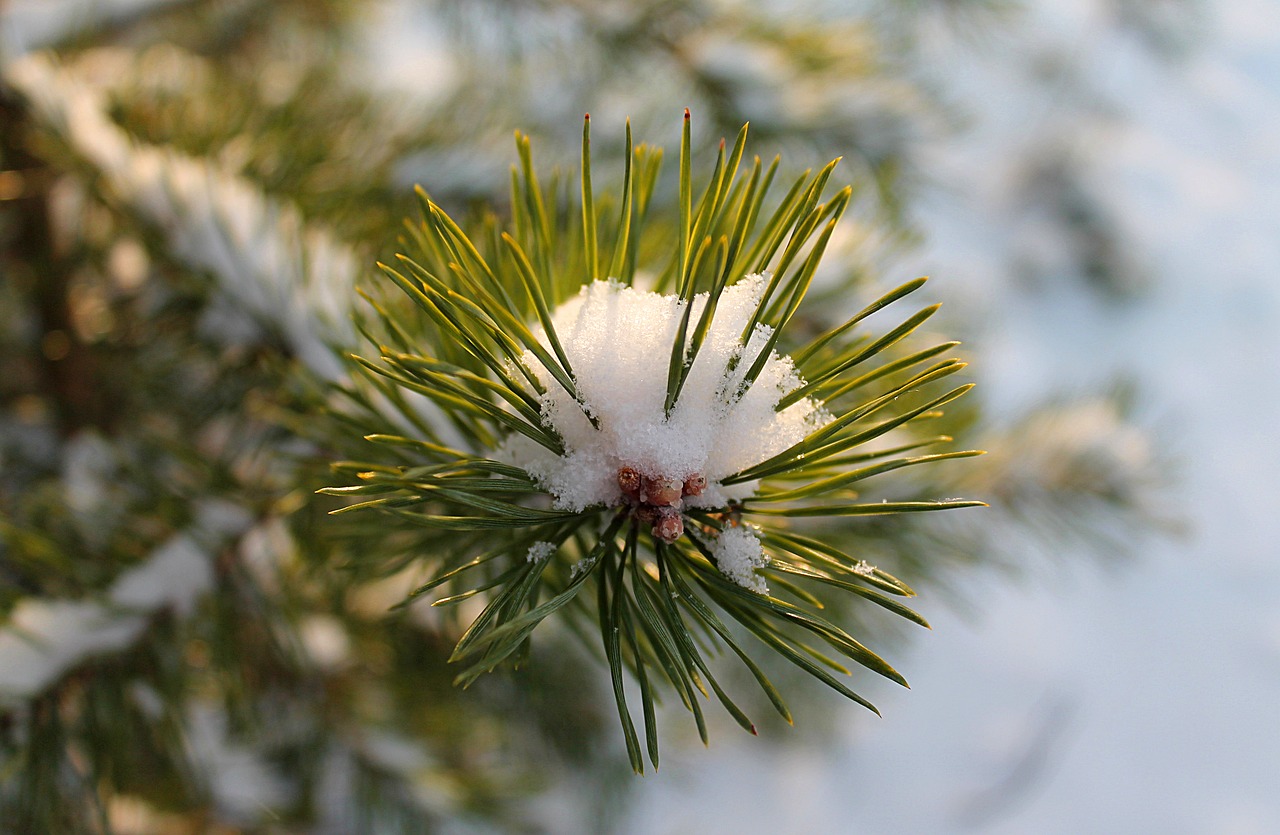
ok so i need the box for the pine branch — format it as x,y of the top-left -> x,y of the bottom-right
4,51 -> 360,381
328,114 -> 984,768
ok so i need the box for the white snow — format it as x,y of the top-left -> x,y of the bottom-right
500,276 -> 831,514
525,541 -> 557,563
0,0 -> 180,54
708,524 -> 770,594
0,599 -> 147,699
569,555 -> 598,579
62,431 -> 115,519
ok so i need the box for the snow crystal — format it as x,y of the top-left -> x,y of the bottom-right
709,525 -> 770,593
501,276 -> 830,512
525,541 -> 556,563
853,560 -> 876,577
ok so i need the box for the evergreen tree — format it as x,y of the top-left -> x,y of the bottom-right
0,1 -> 1170,831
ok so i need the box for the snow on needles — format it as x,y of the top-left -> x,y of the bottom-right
0,501 -> 252,702
501,275 -> 830,591
4,50 -> 358,381
503,275 -> 827,511
710,525 -> 770,594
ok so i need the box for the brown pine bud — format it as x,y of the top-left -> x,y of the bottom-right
641,475 -> 683,507
682,473 -> 707,497
617,466 -> 642,500
633,504 -> 659,525
652,508 -> 684,543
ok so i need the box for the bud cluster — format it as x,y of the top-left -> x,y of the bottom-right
617,466 -> 706,543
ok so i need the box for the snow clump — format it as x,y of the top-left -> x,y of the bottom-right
501,275 -> 830,513
500,274 -> 829,592
709,525 -> 771,594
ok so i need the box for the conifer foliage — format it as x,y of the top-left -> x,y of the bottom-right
0,0 -> 1171,828
326,114 -> 984,771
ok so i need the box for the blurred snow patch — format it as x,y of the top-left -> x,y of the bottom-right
186,705 -> 288,819
62,430 -> 115,517
110,535 -> 212,618
0,504 -> 251,701
299,615 -> 352,671
0,0 -> 178,55
0,599 -> 146,700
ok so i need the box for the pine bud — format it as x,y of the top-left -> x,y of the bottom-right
652,508 -> 684,543
617,466 -> 642,500
641,475 -> 683,507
